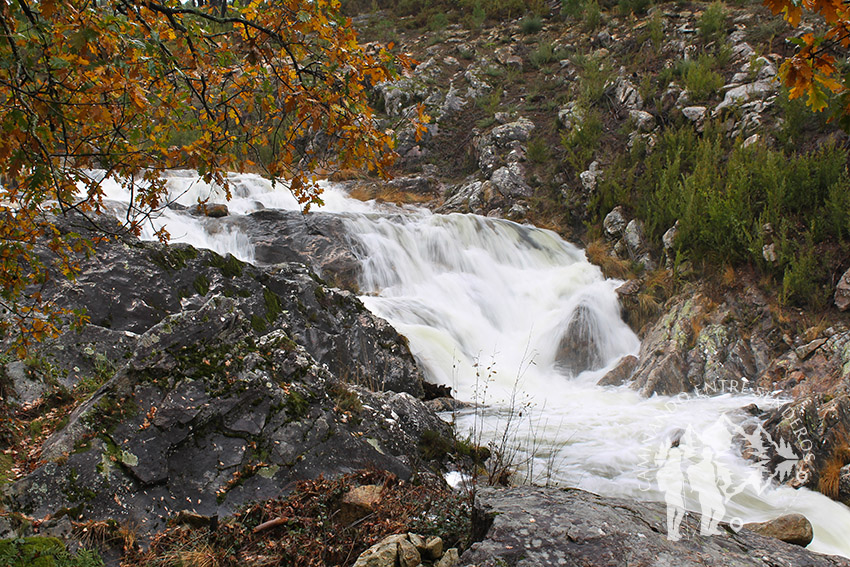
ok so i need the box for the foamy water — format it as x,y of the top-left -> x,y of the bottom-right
95,170 -> 850,558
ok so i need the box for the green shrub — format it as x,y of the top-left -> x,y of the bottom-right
698,1 -> 727,42
646,11 -> 665,50
677,56 -> 724,102
520,13 -> 543,34
574,54 -> 612,104
529,42 -> 556,68
561,107 -> 603,171
583,0 -> 602,30
618,0 -> 652,16
527,136 -> 551,163
469,1 -> 487,28
561,0 -> 584,18
428,12 -> 449,31
0,537 -> 103,567
590,123 -> 850,309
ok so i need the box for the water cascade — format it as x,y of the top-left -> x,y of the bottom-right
99,171 -> 850,558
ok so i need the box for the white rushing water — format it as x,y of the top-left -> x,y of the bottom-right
98,171 -> 850,558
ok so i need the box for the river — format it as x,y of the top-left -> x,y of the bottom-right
99,170 -> 850,558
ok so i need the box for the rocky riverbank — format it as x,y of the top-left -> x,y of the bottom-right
3,1 -> 850,565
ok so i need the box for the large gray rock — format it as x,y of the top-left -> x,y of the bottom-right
623,219 -> 655,270
221,209 -> 361,289
461,487 -> 850,566
610,73 -> 643,111
555,304 -> 606,376
490,164 -> 532,198
597,354 -> 638,387
579,160 -> 602,193
487,118 -> 535,149
439,180 -> 493,214
603,206 -> 628,238
3,216 -> 445,539
715,80 -> 777,113
628,289 -> 778,397
744,514 -> 814,547
835,268 -> 850,311
557,102 -> 584,131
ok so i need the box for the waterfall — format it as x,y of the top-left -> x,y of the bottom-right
99,171 -> 850,558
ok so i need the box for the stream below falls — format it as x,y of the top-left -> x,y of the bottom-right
98,170 -> 850,558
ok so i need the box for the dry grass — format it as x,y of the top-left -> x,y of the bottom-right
123,469 -> 471,567
585,239 -> 634,280
721,264 -> 737,287
818,429 -> 850,499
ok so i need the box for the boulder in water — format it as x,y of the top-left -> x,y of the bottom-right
555,304 -> 605,376
597,354 -> 638,387
743,514 -> 814,547
190,202 -> 229,217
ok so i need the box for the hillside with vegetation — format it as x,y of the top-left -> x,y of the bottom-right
3,1 -> 850,565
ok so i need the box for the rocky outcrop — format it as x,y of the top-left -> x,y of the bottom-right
760,393 -> 850,496
627,288 -> 780,397
2,217 -> 446,540
220,209 -> 363,290
461,487 -> 850,566
439,117 -> 535,215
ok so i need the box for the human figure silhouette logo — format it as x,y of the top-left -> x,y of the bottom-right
652,416 -> 800,541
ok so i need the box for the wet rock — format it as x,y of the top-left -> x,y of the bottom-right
555,303 -> 605,376
190,203 -> 229,218
761,393 -> 850,493
603,206 -> 628,238
461,487 -> 849,567
615,278 -> 641,299
3,217 -> 445,539
628,290 -> 777,396
490,164 -> 531,198
579,160 -> 602,193
743,514 -> 813,547
835,268 -> 850,311
557,102 -> 583,131
610,73 -> 643,111
597,354 -> 638,387
388,176 -> 438,196
715,80 -> 777,114
221,209 -> 361,290
438,179 -> 492,214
